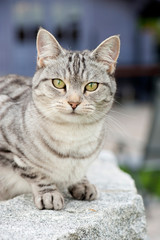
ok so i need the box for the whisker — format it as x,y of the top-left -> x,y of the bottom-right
113,99 -> 123,107
105,115 -> 127,137
109,109 -> 134,120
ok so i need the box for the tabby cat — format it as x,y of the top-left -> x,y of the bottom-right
0,28 -> 120,210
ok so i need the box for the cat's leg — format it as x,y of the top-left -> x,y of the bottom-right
31,181 -> 64,210
0,157 -> 64,210
0,154 -> 31,200
15,170 -> 64,210
68,177 -> 98,201
0,167 -> 31,200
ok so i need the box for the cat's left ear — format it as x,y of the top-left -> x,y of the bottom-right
36,28 -> 64,68
91,35 -> 120,74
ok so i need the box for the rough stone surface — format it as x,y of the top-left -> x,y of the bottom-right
0,151 -> 147,240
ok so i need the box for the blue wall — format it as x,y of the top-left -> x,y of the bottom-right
0,0 -> 156,76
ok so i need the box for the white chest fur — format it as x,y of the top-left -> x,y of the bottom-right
28,118 -> 104,186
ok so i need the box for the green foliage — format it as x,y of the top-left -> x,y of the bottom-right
121,166 -> 160,197
139,18 -> 160,42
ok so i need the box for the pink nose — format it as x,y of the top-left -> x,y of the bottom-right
68,102 -> 80,109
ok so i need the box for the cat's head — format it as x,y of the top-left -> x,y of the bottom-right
32,28 -> 120,124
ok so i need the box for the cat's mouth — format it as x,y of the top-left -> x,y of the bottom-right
70,111 -> 80,115
66,109 -> 82,116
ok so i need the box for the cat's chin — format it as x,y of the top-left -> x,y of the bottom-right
54,111 -> 92,124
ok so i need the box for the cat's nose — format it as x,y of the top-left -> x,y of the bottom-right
68,101 -> 80,109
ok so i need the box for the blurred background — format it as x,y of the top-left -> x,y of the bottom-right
0,0 -> 160,239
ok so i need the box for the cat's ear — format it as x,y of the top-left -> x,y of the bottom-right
36,28 -> 64,68
91,35 -> 120,74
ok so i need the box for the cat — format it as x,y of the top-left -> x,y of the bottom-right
0,28 -> 120,210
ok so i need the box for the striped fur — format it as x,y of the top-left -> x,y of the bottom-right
0,28 -> 120,210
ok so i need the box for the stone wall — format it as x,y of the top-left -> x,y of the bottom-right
0,151 -> 147,240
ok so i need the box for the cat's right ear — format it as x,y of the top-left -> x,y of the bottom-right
91,35 -> 120,74
36,28 -> 64,68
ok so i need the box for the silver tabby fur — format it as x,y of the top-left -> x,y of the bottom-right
0,28 -> 120,210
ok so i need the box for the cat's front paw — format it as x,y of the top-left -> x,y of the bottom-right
34,190 -> 64,210
68,181 -> 98,201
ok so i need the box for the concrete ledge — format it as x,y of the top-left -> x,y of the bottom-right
0,151 -> 147,240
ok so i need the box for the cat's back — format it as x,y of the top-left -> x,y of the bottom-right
0,74 -> 32,151
0,74 -> 32,101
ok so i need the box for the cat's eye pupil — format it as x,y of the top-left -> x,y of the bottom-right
85,82 -> 98,92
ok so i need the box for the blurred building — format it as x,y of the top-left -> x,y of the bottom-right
0,0 -> 160,104
0,0 -> 159,76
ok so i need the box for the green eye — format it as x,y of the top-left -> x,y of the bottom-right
85,82 -> 98,92
52,79 -> 66,89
